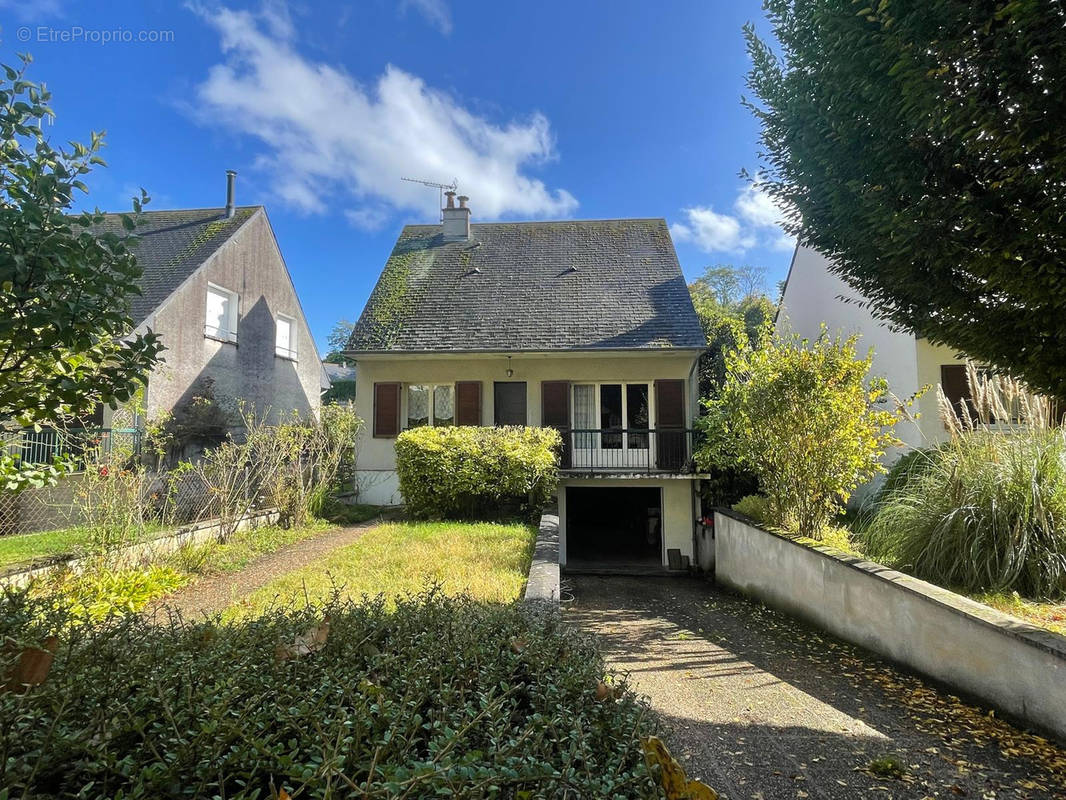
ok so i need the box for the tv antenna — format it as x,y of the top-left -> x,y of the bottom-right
401,176 -> 459,222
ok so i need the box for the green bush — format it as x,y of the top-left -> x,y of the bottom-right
697,331 -> 904,538
732,494 -> 769,524
0,590 -> 662,799
396,426 -> 560,520
862,429 -> 1066,599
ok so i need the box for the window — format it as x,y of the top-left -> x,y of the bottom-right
407,383 -> 454,428
572,382 -> 651,450
275,314 -> 297,360
205,284 -> 238,342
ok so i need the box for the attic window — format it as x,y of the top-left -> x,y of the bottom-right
205,283 -> 238,343
275,313 -> 297,360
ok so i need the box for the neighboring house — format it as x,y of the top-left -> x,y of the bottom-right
101,172 -> 325,429
322,362 -> 357,403
347,194 -> 707,571
777,245 -> 971,462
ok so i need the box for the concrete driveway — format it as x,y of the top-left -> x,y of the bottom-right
565,575 -> 1066,800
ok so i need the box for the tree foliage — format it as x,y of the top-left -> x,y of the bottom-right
688,264 -> 775,399
324,318 -> 355,364
746,1 -> 1066,396
0,55 -> 162,489
697,332 -> 904,537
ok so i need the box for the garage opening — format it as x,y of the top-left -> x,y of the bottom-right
565,486 -> 662,569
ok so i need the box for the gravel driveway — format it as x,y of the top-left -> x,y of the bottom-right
565,575 -> 1066,800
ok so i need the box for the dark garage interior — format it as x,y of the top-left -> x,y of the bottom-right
565,486 -> 662,569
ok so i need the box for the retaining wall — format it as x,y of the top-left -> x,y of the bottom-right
524,509 -> 560,604
714,509 -> 1066,740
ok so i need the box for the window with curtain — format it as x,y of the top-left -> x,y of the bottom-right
407,384 -> 454,428
433,384 -> 454,426
573,384 -> 596,449
407,385 -> 430,428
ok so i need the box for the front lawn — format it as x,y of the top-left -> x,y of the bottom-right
228,521 -> 536,618
33,521 -> 344,621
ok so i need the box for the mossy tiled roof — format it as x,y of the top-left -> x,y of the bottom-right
348,218 -> 706,353
91,207 -> 258,325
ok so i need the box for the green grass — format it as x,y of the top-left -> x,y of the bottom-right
168,518 -> 339,576
227,520 -> 536,618
0,523 -> 167,570
973,592 -> 1066,637
319,500 -> 382,526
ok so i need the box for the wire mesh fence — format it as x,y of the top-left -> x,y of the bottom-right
0,470 -> 230,538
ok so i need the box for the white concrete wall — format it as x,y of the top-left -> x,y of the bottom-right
715,511 -> 1066,740
777,246 -> 923,450
352,350 -> 700,505
559,477 -> 696,567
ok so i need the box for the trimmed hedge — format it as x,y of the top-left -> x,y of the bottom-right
0,590 -> 662,798
395,426 -> 560,519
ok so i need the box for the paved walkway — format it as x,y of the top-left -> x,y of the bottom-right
566,575 -> 1066,800
154,519 -> 381,619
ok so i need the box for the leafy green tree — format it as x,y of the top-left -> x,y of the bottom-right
324,319 -> 355,364
697,331 -> 903,537
0,56 -> 162,490
745,1 -> 1066,397
688,265 -> 774,398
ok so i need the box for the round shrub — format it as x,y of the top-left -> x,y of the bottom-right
863,429 -> 1066,599
395,426 -> 560,520
0,590 -> 662,798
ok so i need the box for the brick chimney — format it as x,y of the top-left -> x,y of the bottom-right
442,191 -> 470,241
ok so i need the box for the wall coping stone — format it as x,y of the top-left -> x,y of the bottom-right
713,507 -> 1066,661
524,507 -> 560,604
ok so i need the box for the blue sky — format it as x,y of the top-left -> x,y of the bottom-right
2,0 -> 793,353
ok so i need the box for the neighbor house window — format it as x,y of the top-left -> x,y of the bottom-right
275,314 -> 297,360
407,383 -> 454,428
205,284 -> 238,342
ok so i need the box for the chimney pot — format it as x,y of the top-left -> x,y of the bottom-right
225,170 -> 237,219
444,190 -> 456,209
441,193 -> 471,241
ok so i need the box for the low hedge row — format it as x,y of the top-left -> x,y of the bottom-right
0,590 -> 662,799
395,426 -> 560,519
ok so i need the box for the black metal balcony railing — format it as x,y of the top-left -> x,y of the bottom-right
555,428 -> 700,474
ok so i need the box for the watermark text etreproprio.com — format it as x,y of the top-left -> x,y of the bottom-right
15,26 -> 175,45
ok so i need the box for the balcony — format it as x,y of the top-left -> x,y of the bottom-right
556,427 -> 702,476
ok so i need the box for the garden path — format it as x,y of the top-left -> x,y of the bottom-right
152,518 -> 384,619
567,575 -> 1066,800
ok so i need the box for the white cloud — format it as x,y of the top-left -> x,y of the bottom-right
191,4 -> 576,225
400,0 -> 451,34
0,0 -> 64,21
670,207 -> 754,254
672,181 -> 795,255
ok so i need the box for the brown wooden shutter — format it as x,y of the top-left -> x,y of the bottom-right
655,379 -> 686,470
373,382 -> 401,438
455,381 -> 482,426
940,365 -> 972,422
541,381 -> 571,468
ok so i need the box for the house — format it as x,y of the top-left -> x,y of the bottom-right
347,193 -> 708,571
322,362 -> 357,403
776,244 -> 971,464
98,171 -> 326,432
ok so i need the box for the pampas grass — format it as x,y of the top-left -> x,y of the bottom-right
863,365 -> 1066,599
